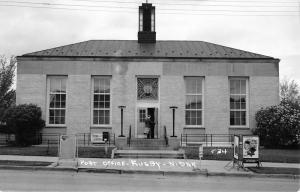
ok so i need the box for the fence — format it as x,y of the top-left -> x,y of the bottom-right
0,132 -> 115,147
0,133 -> 15,145
181,134 -> 234,147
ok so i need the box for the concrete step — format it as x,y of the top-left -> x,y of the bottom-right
129,138 -> 166,145
126,138 -> 168,150
123,146 -> 169,150
112,149 -> 186,159
130,138 -> 166,143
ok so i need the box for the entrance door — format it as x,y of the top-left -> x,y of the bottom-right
137,108 -> 147,138
137,108 -> 158,138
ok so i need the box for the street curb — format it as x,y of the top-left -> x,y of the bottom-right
206,171 -> 300,179
77,168 -> 207,176
0,165 -> 298,179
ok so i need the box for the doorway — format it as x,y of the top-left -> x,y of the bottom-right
137,107 -> 158,139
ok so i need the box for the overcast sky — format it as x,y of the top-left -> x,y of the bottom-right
0,0 -> 299,85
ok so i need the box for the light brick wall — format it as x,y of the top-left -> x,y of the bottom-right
205,76 -> 229,134
17,58 -> 279,137
66,75 -> 91,134
160,76 -> 185,137
249,76 -> 280,130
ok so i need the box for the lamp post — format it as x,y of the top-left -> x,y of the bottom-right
169,106 -> 178,137
118,105 -> 126,137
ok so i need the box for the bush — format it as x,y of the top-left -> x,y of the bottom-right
254,100 -> 300,148
3,104 -> 45,146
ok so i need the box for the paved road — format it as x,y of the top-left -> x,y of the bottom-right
0,170 -> 298,192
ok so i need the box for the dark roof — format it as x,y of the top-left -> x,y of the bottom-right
21,40 -> 274,59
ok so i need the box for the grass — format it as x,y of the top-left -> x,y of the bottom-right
0,145 -> 299,163
183,146 -> 300,163
0,145 -> 114,158
0,146 -> 58,156
247,167 -> 300,175
259,148 -> 300,163
0,160 -> 52,166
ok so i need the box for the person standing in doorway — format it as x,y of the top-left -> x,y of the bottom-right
144,115 -> 154,139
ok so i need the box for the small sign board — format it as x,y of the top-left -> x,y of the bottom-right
233,135 -> 239,160
199,144 -> 203,159
91,133 -> 104,144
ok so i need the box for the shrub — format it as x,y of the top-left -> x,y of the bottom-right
254,100 -> 300,148
3,104 -> 45,146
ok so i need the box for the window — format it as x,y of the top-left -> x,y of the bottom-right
185,77 -> 203,126
230,78 -> 247,126
48,76 -> 66,125
139,109 -> 146,123
93,77 -> 111,125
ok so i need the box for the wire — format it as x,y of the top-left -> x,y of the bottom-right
66,0 -> 298,8
0,4 -> 136,13
0,0 -> 137,9
0,1 -> 298,16
0,1 -> 298,13
153,0 -> 299,3
0,4 -> 297,16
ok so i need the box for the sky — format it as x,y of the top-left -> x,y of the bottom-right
0,0 -> 299,85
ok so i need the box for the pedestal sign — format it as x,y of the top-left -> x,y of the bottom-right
242,135 -> 260,167
59,135 -> 77,160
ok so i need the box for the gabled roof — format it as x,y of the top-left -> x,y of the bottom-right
21,40 -> 274,59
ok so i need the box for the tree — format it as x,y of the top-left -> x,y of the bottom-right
280,78 -> 300,102
3,104 -> 45,146
0,55 -> 16,122
254,101 -> 300,148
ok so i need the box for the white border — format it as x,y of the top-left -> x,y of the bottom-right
90,76 -> 112,127
228,77 -> 249,128
46,75 -> 67,127
184,76 -> 205,128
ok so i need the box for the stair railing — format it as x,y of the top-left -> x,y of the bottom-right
128,125 -> 131,147
164,126 -> 168,146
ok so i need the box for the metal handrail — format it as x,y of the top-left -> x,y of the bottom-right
181,134 -> 234,146
164,126 -> 168,146
128,125 -> 131,147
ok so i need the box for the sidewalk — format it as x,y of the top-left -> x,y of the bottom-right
0,155 -> 299,178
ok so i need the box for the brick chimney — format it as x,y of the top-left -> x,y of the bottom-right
138,3 -> 156,43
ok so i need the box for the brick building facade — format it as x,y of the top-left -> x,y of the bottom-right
16,3 -> 279,143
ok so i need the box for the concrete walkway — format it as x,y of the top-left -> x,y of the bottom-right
0,155 -> 299,178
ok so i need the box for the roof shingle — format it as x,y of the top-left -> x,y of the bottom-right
21,40 -> 274,59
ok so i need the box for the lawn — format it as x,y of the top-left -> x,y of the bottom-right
0,145 -> 114,158
0,146 -> 299,163
0,160 -> 52,166
259,148 -> 300,163
247,167 -> 300,175
183,146 -> 300,163
0,146 -> 58,156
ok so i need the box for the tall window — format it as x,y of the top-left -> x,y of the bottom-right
185,77 -> 203,126
230,78 -> 247,126
48,76 -> 66,125
93,77 -> 111,125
